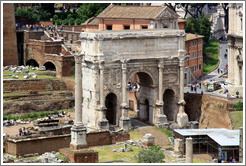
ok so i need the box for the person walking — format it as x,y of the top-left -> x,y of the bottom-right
217,68 -> 220,74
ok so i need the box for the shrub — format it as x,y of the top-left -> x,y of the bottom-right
75,18 -> 82,25
63,19 -> 69,25
233,101 -> 243,111
137,145 -> 165,163
69,18 -> 75,25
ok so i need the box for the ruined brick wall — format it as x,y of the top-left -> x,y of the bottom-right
3,3 -> 18,66
184,93 -> 242,129
3,79 -> 67,92
87,131 -> 112,146
28,31 -> 44,40
6,135 -> 71,157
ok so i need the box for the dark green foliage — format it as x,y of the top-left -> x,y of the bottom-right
63,19 -> 69,25
69,18 -> 75,25
76,3 -> 109,23
56,19 -> 62,25
233,101 -> 243,111
75,18 -> 82,25
185,14 -> 212,44
137,145 -> 165,163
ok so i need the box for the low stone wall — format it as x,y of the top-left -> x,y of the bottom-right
3,79 -> 67,92
6,131 -> 130,157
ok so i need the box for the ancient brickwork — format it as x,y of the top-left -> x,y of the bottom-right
3,3 -> 18,66
3,79 -> 67,92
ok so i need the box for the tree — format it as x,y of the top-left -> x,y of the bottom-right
62,19 -> 69,25
137,145 -> 165,163
76,3 -> 109,23
75,18 -> 82,25
69,18 -> 75,25
185,13 -> 212,43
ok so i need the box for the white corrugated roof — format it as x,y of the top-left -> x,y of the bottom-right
174,128 -> 240,147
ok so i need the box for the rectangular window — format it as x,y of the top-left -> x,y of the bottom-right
141,25 -> 148,29
199,64 -> 201,70
106,25 -> 112,30
124,25 -> 130,30
185,73 -> 187,79
193,41 -> 194,47
195,65 -> 197,71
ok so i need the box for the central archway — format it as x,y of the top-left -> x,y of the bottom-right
128,71 -> 154,123
105,93 -> 117,125
163,89 -> 175,121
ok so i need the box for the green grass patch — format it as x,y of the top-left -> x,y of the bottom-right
193,158 -> 207,163
157,127 -> 173,137
3,69 -> 56,79
230,111 -> 243,129
203,39 -> 219,75
69,74 -> 75,78
91,143 -> 141,163
3,109 -> 74,121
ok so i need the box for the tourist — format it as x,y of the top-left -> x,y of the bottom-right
217,68 -> 220,74
221,69 -> 223,74
19,128 -> 23,136
199,82 -> 202,89
194,84 -> 197,93
232,158 -> 236,163
190,84 -> 193,91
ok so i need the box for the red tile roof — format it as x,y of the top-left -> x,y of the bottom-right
97,4 -> 166,19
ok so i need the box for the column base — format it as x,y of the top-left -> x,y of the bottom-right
70,124 -> 87,150
98,119 -> 109,130
155,114 -> 168,128
177,112 -> 189,128
59,148 -> 98,163
119,118 -> 131,132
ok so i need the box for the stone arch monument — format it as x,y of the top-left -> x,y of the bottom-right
78,29 -> 189,132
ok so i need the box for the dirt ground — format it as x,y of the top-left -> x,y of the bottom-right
3,112 -> 75,137
132,126 -> 170,147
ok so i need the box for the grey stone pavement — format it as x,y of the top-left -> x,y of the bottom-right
184,40 -> 229,96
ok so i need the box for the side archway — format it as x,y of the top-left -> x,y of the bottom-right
43,62 -> 56,71
163,89 -> 175,121
105,93 -> 117,125
26,59 -> 39,67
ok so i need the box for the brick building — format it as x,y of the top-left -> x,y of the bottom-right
84,4 -> 179,31
184,34 -> 204,79
178,19 -> 204,84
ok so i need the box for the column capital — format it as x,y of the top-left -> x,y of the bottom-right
121,59 -> 129,70
74,53 -> 84,64
99,60 -> 105,70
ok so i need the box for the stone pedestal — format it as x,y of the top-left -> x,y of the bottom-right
59,148 -> 98,163
177,112 -> 189,128
98,120 -> 109,130
143,134 -> 155,147
177,101 -> 189,128
70,124 -> 88,150
174,138 -> 184,153
186,137 -> 193,163
119,117 -> 131,132
98,107 -> 109,130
